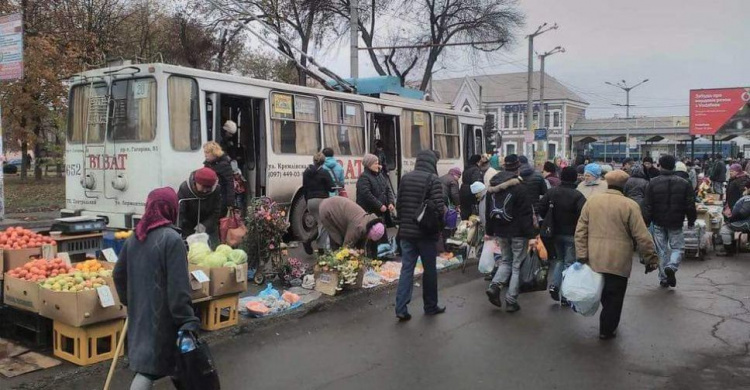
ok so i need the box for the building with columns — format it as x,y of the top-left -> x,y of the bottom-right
430,72 -> 588,159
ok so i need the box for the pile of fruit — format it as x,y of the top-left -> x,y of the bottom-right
75,259 -> 106,272
0,227 -> 56,250
114,230 -> 133,240
188,243 -> 248,268
41,269 -> 113,292
6,258 -> 74,282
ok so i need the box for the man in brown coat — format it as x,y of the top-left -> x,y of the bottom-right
575,170 -> 659,340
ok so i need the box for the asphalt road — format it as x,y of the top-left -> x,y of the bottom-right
13,253 -> 750,390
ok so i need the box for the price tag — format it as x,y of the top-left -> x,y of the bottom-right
191,270 -> 210,283
102,248 -> 118,263
59,252 -> 72,267
97,286 -> 115,308
42,244 -> 55,260
235,266 -> 245,283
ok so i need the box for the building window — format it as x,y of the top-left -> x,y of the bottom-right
271,92 -> 320,154
168,76 -> 201,151
401,110 -> 431,158
462,105 -> 472,113
485,113 -> 496,131
435,114 -> 459,159
322,99 -> 364,156
553,111 -> 562,128
506,143 -> 516,156
511,112 -> 519,129
503,112 -> 511,129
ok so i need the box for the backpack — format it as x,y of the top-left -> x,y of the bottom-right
488,187 -> 516,225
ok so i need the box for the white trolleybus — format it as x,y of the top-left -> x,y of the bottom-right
63,63 -> 486,239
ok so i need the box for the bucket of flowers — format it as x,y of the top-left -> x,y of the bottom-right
280,257 -> 308,287
243,197 -> 290,284
314,248 -> 367,296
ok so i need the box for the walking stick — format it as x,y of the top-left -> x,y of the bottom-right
103,318 -> 128,390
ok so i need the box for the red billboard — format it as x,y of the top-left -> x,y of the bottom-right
690,88 -> 750,135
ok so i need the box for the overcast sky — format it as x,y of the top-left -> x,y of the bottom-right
317,0 -> 748,119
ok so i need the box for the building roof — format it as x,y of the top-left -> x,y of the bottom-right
570,116 -> 691,139
431,72 -> 589,105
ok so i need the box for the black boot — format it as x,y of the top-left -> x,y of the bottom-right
485,283 -> 503,308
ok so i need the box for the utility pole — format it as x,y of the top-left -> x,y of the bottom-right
350,0 -> 358,79
605,79 -> 649,158
538,46 -> 564,159
526,23 -> 558,162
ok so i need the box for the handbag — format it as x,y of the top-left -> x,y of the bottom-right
219,209 -> 247,247
540,196 -> 555,238
519,247 -> 548,293
415,175 -> 442,234
444,199 -> 459,230
173,331 -> 221,390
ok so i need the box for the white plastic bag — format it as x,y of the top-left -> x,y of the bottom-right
478,239 -> 500,274
186,232 -> 210,246
561,263 -> 604,317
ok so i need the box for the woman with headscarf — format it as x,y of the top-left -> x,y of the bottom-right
576,163 -> 609,199
484,154 -> 501,186
439,167 -> 462,207
357,153 -> 395,226
114,188 -> 201,390
318,196 -> 386,254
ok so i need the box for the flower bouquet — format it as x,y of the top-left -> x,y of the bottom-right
314,248 -> 368,295
280,257 -> 308,287
242,197 -> 290,283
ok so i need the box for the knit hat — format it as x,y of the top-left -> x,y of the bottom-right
468,154 -> 482,166
449,167 -> 462,178
363,153 -> 379,169
622,157 -> 634,166
519,155 -> 529,164
601,164 -> 613,174
730,163 -> 742,173
194,167 -> 218,187
659,155 -> 676,171
576,165 -> 585,175
222,120 -> 237,135
543,161 -> 557,174
504,154 -> 521,171
584,163 -> 602,179
489,155 -> 501,171
675,162 -> 688,173
643,156 -> 654,164
605,170 -> 629,188
470,181 -> 486,195
367,222 -> 385,241
561,167 -> 578,183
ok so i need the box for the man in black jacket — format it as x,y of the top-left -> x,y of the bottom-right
710,154 -> 727,198
485,155 -> 534,313
643,155 -> 697,288
395,150 -> 446,321
178,168 -> 222,247
642,156 -> 660,181
459,154 -> 485,219
537,166 -> 587,302
518,155 -> 548,211
302,153 -> 336,255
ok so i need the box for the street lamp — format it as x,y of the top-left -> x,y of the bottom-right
605,79 -> 649,158
525,22 -> 558,159
538,46 -> 565,159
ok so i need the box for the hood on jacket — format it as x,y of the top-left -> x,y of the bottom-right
630,164 -> 648,180
187,172 -> 217,199
519,163 -> 534,177
489,170 -> 521,187
324,156 -> 340,169
414,150 -> 438,174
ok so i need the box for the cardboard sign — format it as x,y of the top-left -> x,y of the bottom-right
235,266 -> 245,283
191,270 -> 209,283
41,244 -> 55,260
273,94 -> 293,115
96,286 -> 115,308
58,253 -> 72,267
102,248 -> 118,263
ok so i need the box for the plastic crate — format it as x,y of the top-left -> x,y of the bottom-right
57,236 -> 103,257
198,294 -> 239,331
7,306 -> 53,349
52,318 -> 124,366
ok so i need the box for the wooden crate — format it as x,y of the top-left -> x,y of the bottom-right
52,318 -> 124,366
198,294 -> 239,331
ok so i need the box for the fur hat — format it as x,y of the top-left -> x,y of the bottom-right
504,154 -> 521,171
605,170 -> 629,188
675,162 -> 688,173
659,155 -> 676,171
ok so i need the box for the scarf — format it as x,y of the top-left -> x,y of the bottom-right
136,187 -> 179,241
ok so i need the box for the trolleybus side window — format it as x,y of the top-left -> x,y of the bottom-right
434,114 -> 459,159
68,83 -> 108,144
167,76 -> 200,151
322,99 -> 364,156
271,92 -> 319,154
401,110 -> 431,158
108,78 -> 156,142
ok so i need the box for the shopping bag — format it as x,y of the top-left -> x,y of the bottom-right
519,249 -> 548,293
220,209 -> 246,247
173,331 -> 221,390
478,239 -> 499,274
444,207 -> 459,230
561,263 -> 604,317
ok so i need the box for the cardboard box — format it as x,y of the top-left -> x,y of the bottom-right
314,266 -> 340,296
188,265 -> 211,301
3,276 -> 42,313
39,278 -> 126,327
2,246 -> 58,278
208,263 -> 247,297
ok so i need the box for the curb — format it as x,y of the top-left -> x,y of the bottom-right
10,258 -> 479,390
